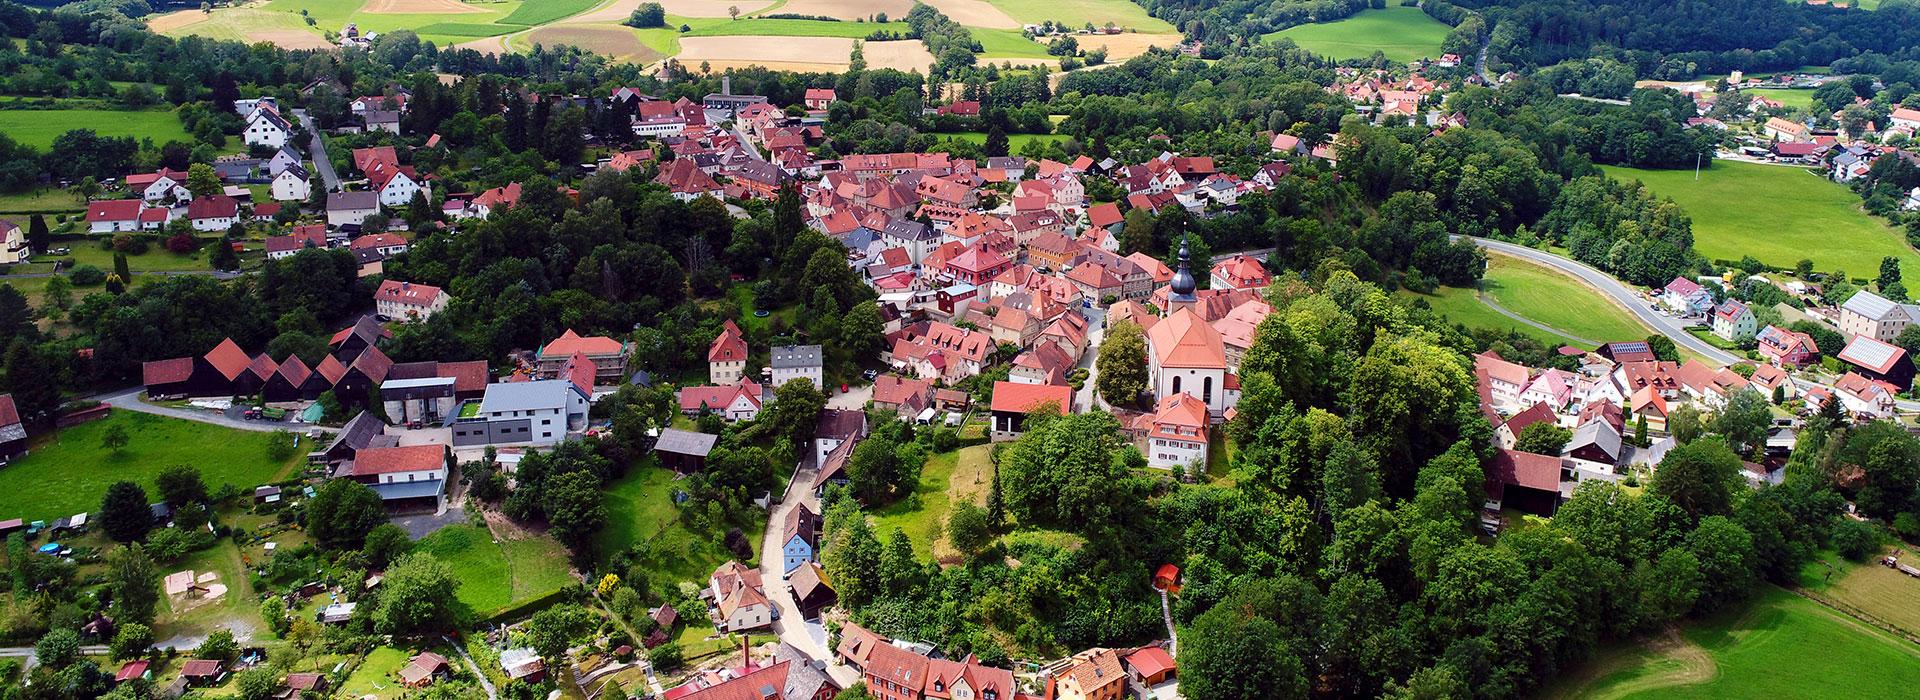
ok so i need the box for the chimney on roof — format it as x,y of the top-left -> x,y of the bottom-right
741,634 -> 750,670
722,76 -> 731,96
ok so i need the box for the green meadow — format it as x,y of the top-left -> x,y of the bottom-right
1263,7 -> 1450,63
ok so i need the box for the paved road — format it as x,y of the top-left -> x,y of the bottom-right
1074,306 -> 1107,412
0,645 -> 109,674
96,387 -> 337,434
3,269 -> 239,280
1467,237 -> 1920,411
1467,237 -> 1741,365
291,109 -> 341,191
756,464 -> 861,690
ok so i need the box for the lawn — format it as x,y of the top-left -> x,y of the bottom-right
983,0 -> 1175,32
1410,253 -> 1654,347
1553,587 -> 1920,699
414,523 -> 572,617
337,646 -> 412,699
597,463 -> 766,584
0,189 -> 86,215
0,411 -> 304,523
1263,7 -> 1450,64
1600,161 -> 1918,278
156,537 -> 264,643
870,444 -> 993,563
938,131 -> 1069,153
1745,87 -> 1815,110
0,109 -> 193,149
972,27 -> 1055,58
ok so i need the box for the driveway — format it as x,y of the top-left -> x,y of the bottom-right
827,383 -> 871,411
756,464 -> 862,689
95,387 -> 335,433
290,108 -> 341,191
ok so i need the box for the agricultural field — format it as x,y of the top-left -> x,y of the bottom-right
414,522 -> 574,616
1548,587 -> 1920,699
0,411 -> 305,523
0,109 -> 193,149
1263,7 -> 1451,64
1797,547 -> 1920,639
1599,161 -> 1919,278
1412,253 -> 1655,347
150,0 -> 1163,73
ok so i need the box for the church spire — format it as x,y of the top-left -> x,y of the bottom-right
1169,234 -> 1197,302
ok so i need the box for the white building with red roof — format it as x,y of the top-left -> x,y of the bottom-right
1144,392 -> 1209,470
707,561 -> 772,632
708,319 -> 748,385
86,199 -> 143,233
989,381 -> 1072,441
337,444 -> 449,507
374,280 -> 448,321
678,381 -> 766,422
1209,254 -> 1271,291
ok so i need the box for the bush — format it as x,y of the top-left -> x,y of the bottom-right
625,2 -> 666,28
69,264 -> 105,285
648,642 -> 683,673
1895,511 -> 1920,543
1831,518 -> 1882,562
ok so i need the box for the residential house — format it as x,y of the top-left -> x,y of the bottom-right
781,502 -> 820,575
243,108 -> 291,147
1054,649 -> 1127,700
678,381 -> 767,422
373,280 -> 448,321
804,88 -> 837,110
1832,371 -> 1900,419
1757,325 -> 1819,366
334,444 -> 449,510
1838,290 -> 1918,343
708,561 -> 773,632
537,329 -> 628,383
871,375 -> 935,418
770,345 -> 824,390
464,182 -> 522,220
452,380 -> 586,447
1659,277 -> 1713,316
790,563 -> 836,621
126,168 -> 191,202
1763,116 -> 1810,143
862,644 -> 1014,700
1142,392 -> 1208,470
1475,351 -> 1530,412
1711,300 -> 1756,342
326,192 -> 380,228
0,219 -> 25,266
1123,647 -> 1176,687
1496,402 -> 1558,450
888,321 -> 993,383
989,381 -> 1072,441
1209,254 -> 1270,291
271,164 -> 311,202
708,320 -> 749,385
185,195 -> 239,232
814,408 -> 867,467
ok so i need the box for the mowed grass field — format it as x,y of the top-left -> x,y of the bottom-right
414,523 -> 574,616
1599,161 -> 1918,278
1745,87 -> 1816,110
1263,7 -> 1450,63
982,0 -> 1174,31
1551,587 -> 1920,699
1411,253 -> 1653,347
0,411 -> 304,523
0,109 -> 192,149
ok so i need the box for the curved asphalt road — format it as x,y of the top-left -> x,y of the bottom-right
1466,237 -> 1920,412
1466,237 -> 1741,365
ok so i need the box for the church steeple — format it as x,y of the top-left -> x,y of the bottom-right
1167,234 -> 1197,315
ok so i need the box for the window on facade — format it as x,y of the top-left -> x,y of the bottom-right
1171,376 -> 1182,395
1203,376 -> 1213,403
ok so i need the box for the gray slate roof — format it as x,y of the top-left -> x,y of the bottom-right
328,191 -> 379,211
770,345 -> 822,369
654,428 -> 717,457
479,380 -> 570,414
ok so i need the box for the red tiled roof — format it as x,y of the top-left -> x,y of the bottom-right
989,381 -> 1071,415
314,354 -> 348,384
86,199 -> 141,222
374,279 -> 442,307
348,445 -> 445,476
0,394 -> 18,428
203,338 -> 251,380
143,357 -> 194,385
708,320 -> 747,363
542,329 -> 623,358
436,360 -> 488,393
1490,448 -> 1561,492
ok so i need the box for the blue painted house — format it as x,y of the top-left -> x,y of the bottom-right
781,502 -> 820,576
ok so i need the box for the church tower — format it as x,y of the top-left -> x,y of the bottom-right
1165,234 -> 1197,316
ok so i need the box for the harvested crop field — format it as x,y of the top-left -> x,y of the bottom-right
454,33 -> 515,54
1074,32 -> 1181,60
652,0 -> 775,17
926,0 -> 1020,28
863,38 -> 935,72
145,9 -> 210,32
525,25 -> 662,62
676,35 -> 852,72
362,0 -> 488,14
